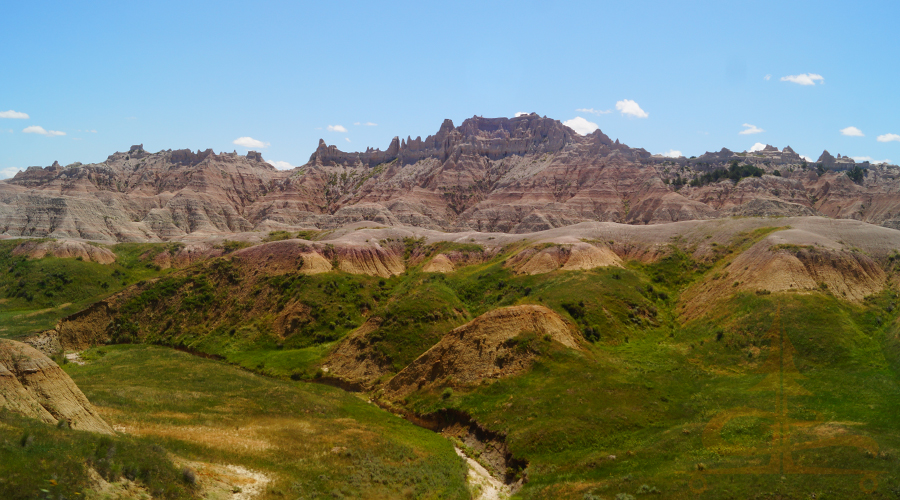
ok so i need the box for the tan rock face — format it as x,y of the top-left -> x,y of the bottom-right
422,253 -> 454,273
11,239 -> 117,263
0,339 -> 113,434
506,242 -> 622,275
680,229 -> 888,319
385,305 -> 580,399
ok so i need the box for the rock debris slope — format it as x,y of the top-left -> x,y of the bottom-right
0,339 -> 113,434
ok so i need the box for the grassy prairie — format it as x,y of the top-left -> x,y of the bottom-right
65,344 -> 469,499
0,410 -> 194,499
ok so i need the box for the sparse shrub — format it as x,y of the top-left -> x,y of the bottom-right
637,484 -> 661,494
442,388 -> 453,399
562,301 -> 586,319
182,466 -> 197,485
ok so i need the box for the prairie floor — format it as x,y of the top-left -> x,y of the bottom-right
65,344 -> 469,500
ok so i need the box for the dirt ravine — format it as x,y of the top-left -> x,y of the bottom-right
456,447 -> 510,500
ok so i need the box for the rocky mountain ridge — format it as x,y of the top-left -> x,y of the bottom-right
2,114 -> 900,242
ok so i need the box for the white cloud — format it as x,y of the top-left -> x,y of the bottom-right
750,142 -> 766,152
840,126 -> 864,137
233,136 -> 270,148
0,167 -> 22,179
780,73 -> 824,86
354,122 -> 377,126
267,160 -> 295,170
740,123 -> 764,135
660,150 -> 682,158
514,112 -> 528,117
0,110 -> 29,119
327,125 -> 348,133
877,133 -> 900,143
851,156 -> 892,164
345,138 -> 351,143
764,74 -> 771,81
615,99 -> 648,118
576,108 -> 612,115
562,116 -> 599,135
801,155 -> 814,162
23,125 -> 65,137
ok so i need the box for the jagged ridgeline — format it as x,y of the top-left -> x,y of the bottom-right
3,114 -> 900,242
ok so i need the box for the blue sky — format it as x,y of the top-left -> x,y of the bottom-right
2,0 -> 898,179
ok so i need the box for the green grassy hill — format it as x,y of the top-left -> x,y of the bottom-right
5,227 -> 900,499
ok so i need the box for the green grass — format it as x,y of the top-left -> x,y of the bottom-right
65,344 -> 469,499
0,240 -> 174,338
11,230 -> 900,498
401,291 -> 900,499
0,410 -> 194,499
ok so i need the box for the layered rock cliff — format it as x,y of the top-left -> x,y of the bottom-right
0,339 -> 113,434
2,115 -> 900,241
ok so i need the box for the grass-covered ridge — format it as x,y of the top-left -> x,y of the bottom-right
401,290 -> 900,498
0,239 -> 175,339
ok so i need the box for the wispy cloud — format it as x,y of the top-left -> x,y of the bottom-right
851,156 -> 892,164
780,73 -> 824,86
353,122 -> 377,126
327,124 -> 348,133
562,117 -> 599,135
0,167 -> 22,179
233,136 -> 270,148
615,99 -> 648,118
750,142 -> 766,152
267,160 -> 295,170
0,110 -> 29,119
345,138 -> 351,143
840,126 -> 864,137
576,108 -> 612,116
660,150 -> 682,158
514,112 -> 529,117
877,133 -> 900,143
23,125 -> 65,137
764,74 -> 771,81
740,123 -> 764,135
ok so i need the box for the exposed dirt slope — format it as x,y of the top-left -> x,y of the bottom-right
0,339 -> 113,434
385,305 -> 580,399
11,239 -> 117,264
422,253 -> 455,273
681,228 -> 888,319
322,317 -> 391,391
506,242 -> 622,275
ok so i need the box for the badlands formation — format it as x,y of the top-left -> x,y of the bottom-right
2,114 -> 899,242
